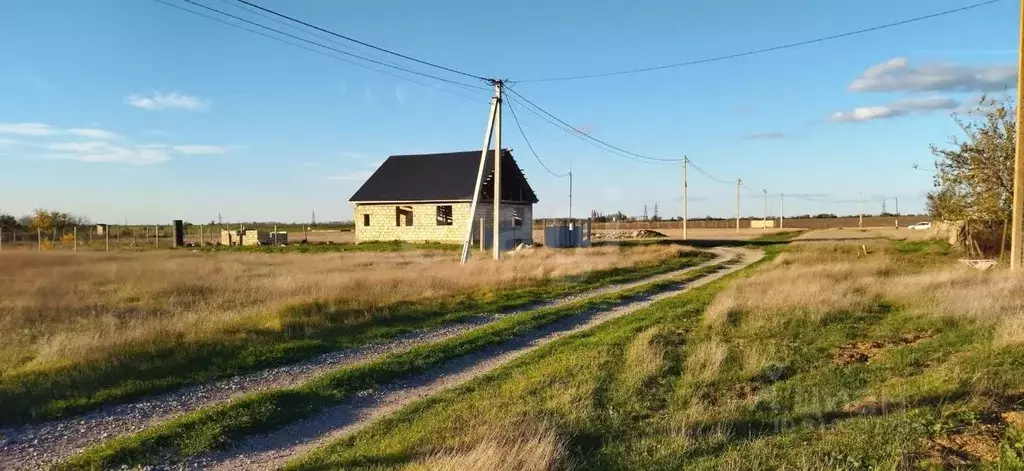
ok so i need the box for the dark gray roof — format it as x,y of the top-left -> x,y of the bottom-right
349,150 -> 538,203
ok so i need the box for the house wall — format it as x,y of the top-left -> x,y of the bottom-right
354,202 -> 534,247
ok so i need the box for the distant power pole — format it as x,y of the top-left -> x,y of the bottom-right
762,189 -> 767,231
779,193 -> 784,229
735,179 -> 741,233
217,213 -> 222,225
311,209 -> 317,228
643,205 -> 649,222
653,202 -> 659,220
682,157 -> 688,240
859,192 -> 864,228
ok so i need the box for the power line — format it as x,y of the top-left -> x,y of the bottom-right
226,0 -> 490,82
506,88 -> 679,164
162,0 -> 490,91
685,158 -> 734,185
515,0 -> 1002,83
152,0 -> 489,102
506,98 -> 570,178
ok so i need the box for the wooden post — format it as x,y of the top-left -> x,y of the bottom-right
105,225 -> 109,252
200,224 -> 204,246
273,224 -> 278,245
155,225 -> 159,248
74,227 -> 78,252
1013,0 -> 1024,270
38,227 -> 42,252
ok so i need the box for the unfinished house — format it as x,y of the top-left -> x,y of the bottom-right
349,150 -> 538,249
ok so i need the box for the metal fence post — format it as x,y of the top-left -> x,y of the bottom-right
74,226 -> 78,252
38,227 -> 42,251
155,225 -> 159,248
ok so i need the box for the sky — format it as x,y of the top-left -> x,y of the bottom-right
0,0 -> 1019,224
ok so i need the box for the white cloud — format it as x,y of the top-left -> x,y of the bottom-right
68,128 -> 122,140
0,123 -> 57,136
171,145 -> 229,155
44,141 -> 169,165
327,171 -> 373,181
830,96 -> 959,123
743,132 -> 786,140
0,138 -> 20,147
849,58 -> 1016,93
124,92 -> 209,111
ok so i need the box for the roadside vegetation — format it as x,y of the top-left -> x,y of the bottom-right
0,244 -> 711,425
281,239 -> 1024,470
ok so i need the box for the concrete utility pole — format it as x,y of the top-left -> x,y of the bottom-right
779,193 -> 784,229
1012,0 -> 1024,270
762,189 -> 767,231
682,157 -> 687,240
492,81 -> 503,261
460,80 -> 500,264
735,179 -> 741,233
568,170 -> 573,221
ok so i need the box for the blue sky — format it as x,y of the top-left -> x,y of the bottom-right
0,0 -> 1018,223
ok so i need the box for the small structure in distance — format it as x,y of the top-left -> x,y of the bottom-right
349,150 -> 538,249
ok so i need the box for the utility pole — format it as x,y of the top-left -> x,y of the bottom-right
762,189 -> 767,231
643,205 -> 648,222
1012,0 -> 1024,270
492,80 -> 503,261
735,179 -> 741,233
779,193 -> 784,229
682,157 -> 687,240
568,171 -> 573,221
460,80 -> 499,264
653,202 -> 659,221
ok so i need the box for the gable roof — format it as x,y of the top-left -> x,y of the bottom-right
349,150 -> 539,204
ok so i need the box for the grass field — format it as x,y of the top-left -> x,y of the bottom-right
0,244 -> 711,425
280,239 -> 1024,470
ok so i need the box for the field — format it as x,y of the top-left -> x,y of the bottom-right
0,243 -> 711,425
9,229 -> 1024,470
277,238 -> 1024,470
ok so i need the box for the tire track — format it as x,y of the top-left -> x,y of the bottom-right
181,247 -> 762,470
0,248 -> 733,470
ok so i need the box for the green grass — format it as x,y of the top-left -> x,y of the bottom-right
280,240 -> 1024,470
59,259 -> 734,470
0,250 -> 714,427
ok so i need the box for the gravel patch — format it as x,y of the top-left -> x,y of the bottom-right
0,249 -> 735,470
178,247 -> 762,470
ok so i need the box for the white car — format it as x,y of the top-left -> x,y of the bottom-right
907,222 -> 932,230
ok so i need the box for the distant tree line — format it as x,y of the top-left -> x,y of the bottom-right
0,209 -> 91,232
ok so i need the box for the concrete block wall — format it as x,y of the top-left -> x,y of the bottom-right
354,202 -> 534,246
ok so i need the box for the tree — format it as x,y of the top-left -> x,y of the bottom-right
928,95 -> 1015,255
0,213 -> 16,230
27,209 -> 90,231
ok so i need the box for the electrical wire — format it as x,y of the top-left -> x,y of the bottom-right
515,0 -> 1001,83
162,0 -> 490,91
226,0 -> 490,82
506,99 -> 570,178
153,0 -> 489,102
506,88 -> 680,164
685,158 -> 735,185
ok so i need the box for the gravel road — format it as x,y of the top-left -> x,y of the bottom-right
178,247 -> 762,470
0,248 -> 736,470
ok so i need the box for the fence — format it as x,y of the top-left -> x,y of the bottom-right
0,224 -> 269,252
534,216 -> 931,231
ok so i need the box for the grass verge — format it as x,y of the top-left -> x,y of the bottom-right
58,258 -> 735,470
0,250 -> 714,427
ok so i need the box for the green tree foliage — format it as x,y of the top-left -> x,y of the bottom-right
0,213 -> 17,229
927,95 -> 1015,225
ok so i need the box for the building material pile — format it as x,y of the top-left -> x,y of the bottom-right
592,229 -> 667,240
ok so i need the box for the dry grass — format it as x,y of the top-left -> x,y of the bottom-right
621,326 -> 671,391
684,338 -> 730,384
706,240 -> 1024,347
0,245 -> 693,375
407,423 -> 571,471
